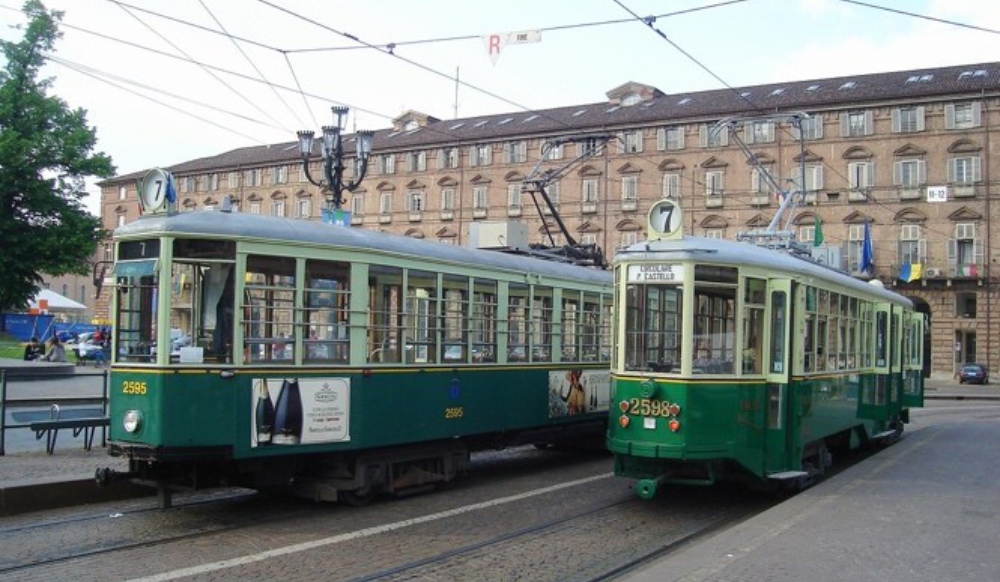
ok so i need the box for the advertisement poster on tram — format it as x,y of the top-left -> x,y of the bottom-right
547,369 -> 611,418
250,377 -> 351,448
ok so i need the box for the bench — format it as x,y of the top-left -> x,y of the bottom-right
29,417 -> 111,454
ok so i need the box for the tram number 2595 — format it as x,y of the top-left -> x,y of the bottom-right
444,406 -> 464,419
122,381 -> 148,395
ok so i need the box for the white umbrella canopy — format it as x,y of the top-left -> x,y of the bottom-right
28,289 -> 87,311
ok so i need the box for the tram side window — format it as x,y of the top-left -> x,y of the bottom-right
583,295 -> 609,363
562,292 -> 581,361
508,283 -> 529,362
441,274 -> 469,363
769,290 -> 787,374
531,286 -> 553,362
115,273 -> 157,362
690,266 -> 736,374
169,239 -> 237,364
243,255 -> 296,364
471,279 -> 497,362
742,278 -> 765,374
368,265 -> 404,363
303,260 -> 350,364
623,284 -> 682,372
406,270 -> 438,364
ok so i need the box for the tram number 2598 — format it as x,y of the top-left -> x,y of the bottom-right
122,381 -> 148,395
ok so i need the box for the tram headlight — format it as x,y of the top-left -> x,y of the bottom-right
123,410 -> 143,433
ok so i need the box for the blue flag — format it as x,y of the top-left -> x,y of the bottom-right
860,221 -> 873,273
165,174 -> 177,203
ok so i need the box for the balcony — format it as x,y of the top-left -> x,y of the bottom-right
898,187 -> 921,201
507,205 -> 522,217
705,195 -> 723,208
439,210 -> 454,221
408,211 -> 422,222
378,213 -> 392,224
848,189 -> 869,202
621,199 -> 638,212
952,184 -> 976,198
473,207 -> 488,219
351,214 -> 364,225
749,194 -> 771,207
582,202 -> 598,214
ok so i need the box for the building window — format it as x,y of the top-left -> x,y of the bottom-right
117,214 -> 126,227
407,151 -> 427,172
542,142 -> 563,160
848,162 -> 874,191
546,181 -> 560,205
657,126 -> 685,151
272,165 -> 288,184
439,147 -> 459,169
750,168 -> 772,194
582,179 -> 599,203
378,154 -> 395,174
745,121 -> 774,144
945,102 -> 981,129
700,123 -> 729,147
379,192 -> 393,214
507,184 -> 522,208
899,224 -> 924,265
800,225 -> 816,245
118,185 -> 127,200
620,130 -> 643,154
621,176 -> 638,201
296,198 -> 311,218
228,172 -> 239,189
470,144 -> 492,167
271,199 -> 286,217
955,293 -> 977,318
504,141 -> 527,164
706,171 -> 724,196
893,160 -> 926,188
406,190 -> 425,212
663,173 -> 681,198
577,138 -> 601,157
796,116 -> 823,140
249,201 -> 261,214
848,224 -> 867,272
951,223 -> 981,276
209,173 -> 219,191
892,106 -> 925,133
351,196 -> 364,216
800,165 -> 824,192
473,186 -> 488,209
841,111 -> 872,137
618,232 -> 639,250
948,156 -> 981,184
441,188 -> 455,211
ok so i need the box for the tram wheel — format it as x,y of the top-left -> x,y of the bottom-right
340,487 -> 376,507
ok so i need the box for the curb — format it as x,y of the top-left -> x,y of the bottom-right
0,475 -> 150,517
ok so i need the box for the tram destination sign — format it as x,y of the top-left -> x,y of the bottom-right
627,264 -> 684,283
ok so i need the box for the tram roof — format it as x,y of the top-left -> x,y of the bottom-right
115,211 -> 613,286
617,236 -> 913,307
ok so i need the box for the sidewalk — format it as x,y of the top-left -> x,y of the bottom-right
623,392 -> 1000,582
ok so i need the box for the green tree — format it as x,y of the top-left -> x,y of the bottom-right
0,0 -> 114,314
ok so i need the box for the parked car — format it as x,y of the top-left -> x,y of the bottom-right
959,363 -> 989,384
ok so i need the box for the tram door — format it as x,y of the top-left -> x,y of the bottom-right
861,304 -> 894,422
902,312 -> 925,408
763,279 -> 794,472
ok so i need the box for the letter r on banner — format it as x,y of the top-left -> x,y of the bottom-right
483,34 -> 507,65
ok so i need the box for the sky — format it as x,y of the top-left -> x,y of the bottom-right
2,0 -> 999,216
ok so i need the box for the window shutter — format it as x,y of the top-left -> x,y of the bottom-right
656,128 -> 666,151
699,125 -> 709,147
891,109 -> 901,133
893,161 -> 903,185
917,160 -> 926,184
744,124 -> 754,145
814,117 -> 824,139
972,156 -> 981,181
971,102 -> 982,127
944,104 -> 956,129
791,122 -> 801,140
469,146 -> 477,166
484,145 -> 492,165
865,162 -> 874,187
917,239 -> 927,262
947,158 -> 956,182
916,106 -> 925,131
634,132 -> 644,153
719,129 -> 728,146
840,112 -> 849,136
617,133 -> 625,154
864,111 -> 874,135
437,149 -> 445,169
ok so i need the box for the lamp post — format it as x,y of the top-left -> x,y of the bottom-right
297,106 -> 375,211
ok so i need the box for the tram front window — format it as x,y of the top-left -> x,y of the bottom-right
624,284 -> 682,372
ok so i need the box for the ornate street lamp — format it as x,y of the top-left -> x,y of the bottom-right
297,106 -> 375,211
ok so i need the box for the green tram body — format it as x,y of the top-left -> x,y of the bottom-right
607,205 -> 924,498
104,210 -> 613,505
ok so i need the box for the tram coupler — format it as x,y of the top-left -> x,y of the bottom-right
635,476 -> 664,500
95,466 -> 136,487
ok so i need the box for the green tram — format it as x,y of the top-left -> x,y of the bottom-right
607,201 -> 924,498
101,208 -> 613,506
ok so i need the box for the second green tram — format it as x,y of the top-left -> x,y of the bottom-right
607,201 -> 924,498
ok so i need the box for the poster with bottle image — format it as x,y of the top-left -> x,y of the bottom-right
251,377 -> 351,447
547,369 -> 611,418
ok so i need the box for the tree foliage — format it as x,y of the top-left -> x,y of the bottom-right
0,0 -> 115,313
